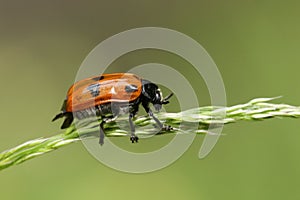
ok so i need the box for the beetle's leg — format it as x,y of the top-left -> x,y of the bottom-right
99,121 -> 105,145
146,108 -> 172,132
98,114 -> 119,145
129,113 -> 138,143
148,109 -> 163,128
94,105 -> 105,145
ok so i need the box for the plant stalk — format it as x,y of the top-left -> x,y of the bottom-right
1,97 -> 299,171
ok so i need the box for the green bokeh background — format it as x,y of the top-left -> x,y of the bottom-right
1,1 -> 300,199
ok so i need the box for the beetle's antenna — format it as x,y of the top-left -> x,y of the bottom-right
161,93 -> 174,104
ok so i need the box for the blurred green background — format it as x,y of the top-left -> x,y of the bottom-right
1,0 -> 300,199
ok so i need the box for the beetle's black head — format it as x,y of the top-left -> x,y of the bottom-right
141,79 -> 173,111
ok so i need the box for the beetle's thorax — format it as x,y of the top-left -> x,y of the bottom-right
141,79 -> 163,111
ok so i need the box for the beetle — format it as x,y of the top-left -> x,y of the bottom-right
52,73 -> 173,145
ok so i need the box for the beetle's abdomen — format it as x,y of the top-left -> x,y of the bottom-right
73,101 -> 135,120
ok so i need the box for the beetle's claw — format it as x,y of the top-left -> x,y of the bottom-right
161,124 -> 173,132
130,135 -> 139,143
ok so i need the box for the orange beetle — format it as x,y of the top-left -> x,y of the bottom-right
52,73 -> 173,145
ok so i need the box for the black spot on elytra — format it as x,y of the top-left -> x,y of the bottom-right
90,90 -> 100,97
125,84 -> 138,93
87,83 -> 101,97
92,75 -> 104,81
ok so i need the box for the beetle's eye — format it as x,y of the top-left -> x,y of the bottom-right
154,90 -> 161,102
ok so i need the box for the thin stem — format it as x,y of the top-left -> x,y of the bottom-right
1,97 -> 299,171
